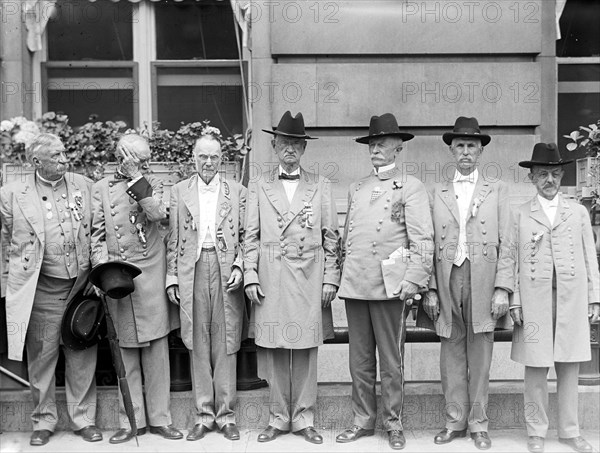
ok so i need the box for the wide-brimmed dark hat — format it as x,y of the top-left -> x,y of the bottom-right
89,261 -> 142,299
442,116 -> 491,146
355,113 -> 414,144
262,111 -> 316,140
61,291 -> 106,350
518,142 -> 574,168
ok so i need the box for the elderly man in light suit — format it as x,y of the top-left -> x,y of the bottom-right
336,113 -> 434,450
421,117 -> 515,450
244,111 -> 341,444
166,135 -> 247,442
511,143 -> 600,453
91,134 -> 182,444
0,133 -> 100,446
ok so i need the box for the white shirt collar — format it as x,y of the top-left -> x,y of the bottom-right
537,193 -> 559,208
374,163 -> 396,174
279,165 -> 300,176
452,168 -> 479,184
198,173 -> 220,188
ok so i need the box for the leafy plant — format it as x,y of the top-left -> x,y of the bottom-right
565,120 -> 600,202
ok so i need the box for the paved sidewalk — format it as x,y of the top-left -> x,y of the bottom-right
1,429 -> 599,453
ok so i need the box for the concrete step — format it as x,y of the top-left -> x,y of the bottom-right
1,382 -> 598,432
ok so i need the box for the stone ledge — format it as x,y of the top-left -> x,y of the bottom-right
1,382 -> 598,432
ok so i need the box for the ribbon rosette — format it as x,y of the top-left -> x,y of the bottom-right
471,197 -> 482,217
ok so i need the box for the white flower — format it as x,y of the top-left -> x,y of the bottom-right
10,116 -> 28,126
13,130 -> 37,146
0,120 -> 14,132
20,121 -> 40,135
203,126 -> 221,136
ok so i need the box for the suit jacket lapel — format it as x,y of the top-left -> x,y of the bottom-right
284,170 -> 317,231
262,169 -> 290,216
552,194 -> 572,230
529,195 -> 552,231
439,179 -> 460,224
15,175 -> 44,240
182,174 -> 201,227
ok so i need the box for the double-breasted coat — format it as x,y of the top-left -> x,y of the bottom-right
166,174 -> 247,355
243,168 -> 341,349
337,167 -> 434,299
91,174 -> 177,347
421,177 -> 515,337
511,195 -> 600,366
0,173 -> 93,361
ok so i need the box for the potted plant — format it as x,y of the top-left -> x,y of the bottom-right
565,120 -> 600,201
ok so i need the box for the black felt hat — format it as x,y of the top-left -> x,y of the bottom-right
89,261 -> 142,299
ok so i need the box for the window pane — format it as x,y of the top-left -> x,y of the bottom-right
48,0 -> 133,61
556,0 -> 600,57
557,92 -> 600,186
48,89 -> 134,128
157,86 -> 243,135
155,0 -> 239,60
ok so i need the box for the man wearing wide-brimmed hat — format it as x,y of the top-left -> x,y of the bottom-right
336,113 -> 434,450
90,133 -> 182,444
0,133 -> 101,446
510,143 -> 599,453
244,111 -> 341,444
420,116 -> 515,450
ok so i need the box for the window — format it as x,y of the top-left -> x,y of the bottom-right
45,0 -> 136,126
556,0 -> 600,186
43,0 -> 246,134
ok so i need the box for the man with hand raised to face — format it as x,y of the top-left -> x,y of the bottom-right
244,111 -> 341,445
166,134 -> 247,442
91,133 -> 182,444
419,116 -> 515,450
510,143 -> 599,453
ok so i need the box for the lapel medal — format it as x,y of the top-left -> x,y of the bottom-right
216,228 -> 228,251
136,223 -> 147,245
370,186 -> 383,203
304,202 -> 314,228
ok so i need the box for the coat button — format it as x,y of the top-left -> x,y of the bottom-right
481,219 -> 485,224
441,235 -> 446,240
384,205 -> 388,210
281,250 -> 287,256
379,219 -> 384,224
182,238 -> 187,242
110,204 -> 115,209
278,223 -> 284,228
121,255 -> 127,260
24,256 -> 29,261
372,242 -> 377,247
23,265 -> 28,270
376,227 -> 381,231
482,230 -> 487,235
349,227 -> 353,232
111,211 -> 116,216
372,250 -> 377,254
30,231 -> 34,235
280,236 -> 285,241
280,242 -> 285,248
571,271 -> 575,276
142,252 -> 148,257
483,251 -> 487,256
442,224 -> 446,229
439,245 -> 443,250
531,276 -> 535,280
298,251 -> 303,257
347,250 -> 352,255
300,237 -> 305,241
531,268 -> 535,272
116,233 -> 121,239
482,241 -> 487,246
114,225 -> 119,230
120,248 -> 125,253
180,251 -> 185,256
437,256 -> 442,261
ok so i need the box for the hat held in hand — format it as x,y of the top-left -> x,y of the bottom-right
89,261 -> 142,299
61,291 -> 106,350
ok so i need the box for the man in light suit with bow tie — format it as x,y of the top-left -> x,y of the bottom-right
0,133 -> 101,446
166,134 -> 247,442
510,143 -> 599,453
244,111 -> 341,444
420,117 -> 515,450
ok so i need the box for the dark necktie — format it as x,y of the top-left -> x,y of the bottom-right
279,173 -> 300,181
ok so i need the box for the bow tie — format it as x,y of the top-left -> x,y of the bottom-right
199,184 -> 218,193
279,173 -> 300,181
454,175 -> 475,183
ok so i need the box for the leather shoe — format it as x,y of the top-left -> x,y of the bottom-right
109,427 -> 147,444
186,424 -> 211,441
336,425 -> 375,443
471,431 -> 492,450
295,426 -> 323,444
527,436 -> 545,453
257,425 -> 287,442
559,436 -> 593,452
222,423 -> 240,441
434,428 -> 467,444
389,430 -> 406,450
149,425 -> 183,440
30,430 -> 53,446
74,425 -> 102,442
